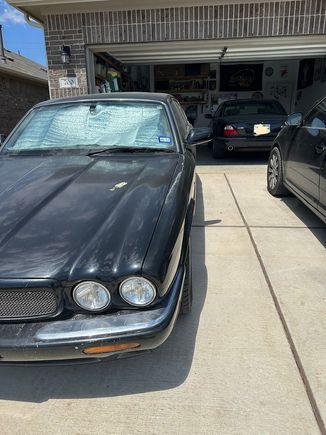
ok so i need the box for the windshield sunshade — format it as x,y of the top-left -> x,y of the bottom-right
3,102 -> 175,153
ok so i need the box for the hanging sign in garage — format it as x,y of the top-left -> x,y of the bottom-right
59,77 -> 78,88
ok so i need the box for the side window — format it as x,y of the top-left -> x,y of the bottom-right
171,100 -> 188,139
304,101 -> 326,129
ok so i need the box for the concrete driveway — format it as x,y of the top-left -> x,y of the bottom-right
0,148 -> 326,435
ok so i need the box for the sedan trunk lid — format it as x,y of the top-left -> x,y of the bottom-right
223,114 -> 286,138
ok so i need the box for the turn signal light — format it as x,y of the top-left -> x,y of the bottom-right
223,124 -> 237,137
83,342 -> 140,354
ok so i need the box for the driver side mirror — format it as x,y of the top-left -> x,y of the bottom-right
286,112 -> 303,127
186,127 -> 212,147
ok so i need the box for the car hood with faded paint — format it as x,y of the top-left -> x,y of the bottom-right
0,154 -> 179,281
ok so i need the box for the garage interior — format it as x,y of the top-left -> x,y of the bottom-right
88,35 -> 326,127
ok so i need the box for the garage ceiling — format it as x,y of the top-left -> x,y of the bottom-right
90,36 -> 326,64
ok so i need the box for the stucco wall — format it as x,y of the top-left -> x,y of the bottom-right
43,0 -> 326,98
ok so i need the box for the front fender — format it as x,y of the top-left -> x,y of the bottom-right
141,153 -> 195,297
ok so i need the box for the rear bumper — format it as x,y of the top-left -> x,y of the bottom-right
217,136 -> 275,150
0,267 -> 184,364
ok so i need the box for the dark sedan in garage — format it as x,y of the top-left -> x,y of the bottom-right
206,99 -> 287,159
0,93 -> 211,363
267,97 -> 326,224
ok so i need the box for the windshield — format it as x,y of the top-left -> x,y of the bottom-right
222,101 -> 287,117
2,101 -> 175,154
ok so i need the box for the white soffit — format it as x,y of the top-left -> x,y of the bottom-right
90,36 -> 326,64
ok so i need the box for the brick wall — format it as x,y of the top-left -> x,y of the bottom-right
45,13 -> 88,98
44,0 -> 326,98
0,74 -> 49,136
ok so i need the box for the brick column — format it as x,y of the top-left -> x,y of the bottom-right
44,14 -> 88,99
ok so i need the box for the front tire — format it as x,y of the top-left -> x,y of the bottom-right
212,139 -> 226,159
180,244 -> 192,315
267,146 -> 288,196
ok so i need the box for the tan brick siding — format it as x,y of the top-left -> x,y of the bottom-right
44,0 -> 326,98
44,13 -> 88,98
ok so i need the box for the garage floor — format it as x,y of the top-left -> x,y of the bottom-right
0,148 -> 326,435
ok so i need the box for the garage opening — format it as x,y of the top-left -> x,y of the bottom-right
88,36 -> 326,127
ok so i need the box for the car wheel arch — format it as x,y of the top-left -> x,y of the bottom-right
271,142 -> 286,174
272,141 -> 282,153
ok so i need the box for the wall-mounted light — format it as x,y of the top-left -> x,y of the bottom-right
61,45 -> 71,64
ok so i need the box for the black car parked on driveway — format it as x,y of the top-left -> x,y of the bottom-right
206,99 -> 287,159
0,92 -> 212,363
267,97 -> 326,224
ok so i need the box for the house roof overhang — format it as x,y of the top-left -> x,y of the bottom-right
0,49 -> 48,85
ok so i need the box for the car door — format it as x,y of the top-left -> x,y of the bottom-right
285,100 -> 326,207
319,142 -> 326,218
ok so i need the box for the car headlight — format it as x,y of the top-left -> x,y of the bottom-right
120,277 -> 156,307
73,281 -> 111,311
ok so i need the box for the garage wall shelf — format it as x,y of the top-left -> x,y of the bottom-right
155,69 -> 210,99
154,63 -> 210,79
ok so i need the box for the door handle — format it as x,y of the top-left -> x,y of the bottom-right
315,143 -> 326,154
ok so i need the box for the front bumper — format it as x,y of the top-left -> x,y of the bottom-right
0,267 -> 184,363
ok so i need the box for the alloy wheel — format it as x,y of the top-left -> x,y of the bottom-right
268,152 -> 279,190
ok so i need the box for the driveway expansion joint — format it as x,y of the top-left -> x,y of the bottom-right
224,173 -> 326,435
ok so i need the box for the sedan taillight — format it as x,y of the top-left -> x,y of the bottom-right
223,124 -> 238,137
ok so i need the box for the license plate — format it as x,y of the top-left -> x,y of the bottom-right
254,124 -> 271,136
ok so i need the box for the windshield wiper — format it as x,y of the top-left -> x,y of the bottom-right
86,147 -> 175,156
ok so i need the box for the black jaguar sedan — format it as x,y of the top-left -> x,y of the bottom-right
206,99 -> 287,159
267,97 -> 326,224
0,93 -> 211,363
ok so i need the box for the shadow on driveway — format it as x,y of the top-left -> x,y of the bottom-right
0,180 -> 208,403
197,145 -> 326,247
280,196 -> 326,248
196,145 -> 269,166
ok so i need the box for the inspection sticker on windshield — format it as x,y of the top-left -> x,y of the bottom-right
254,124 -> 271,136
158,136 -> 172,144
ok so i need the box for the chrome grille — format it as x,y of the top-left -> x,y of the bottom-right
0,288 -> 57,320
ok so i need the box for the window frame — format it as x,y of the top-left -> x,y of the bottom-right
303,100 -> 326,130
170,98 -> 191,142
221,100 -> 287,117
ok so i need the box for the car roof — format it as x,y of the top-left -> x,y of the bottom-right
35,92 -> 172,108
